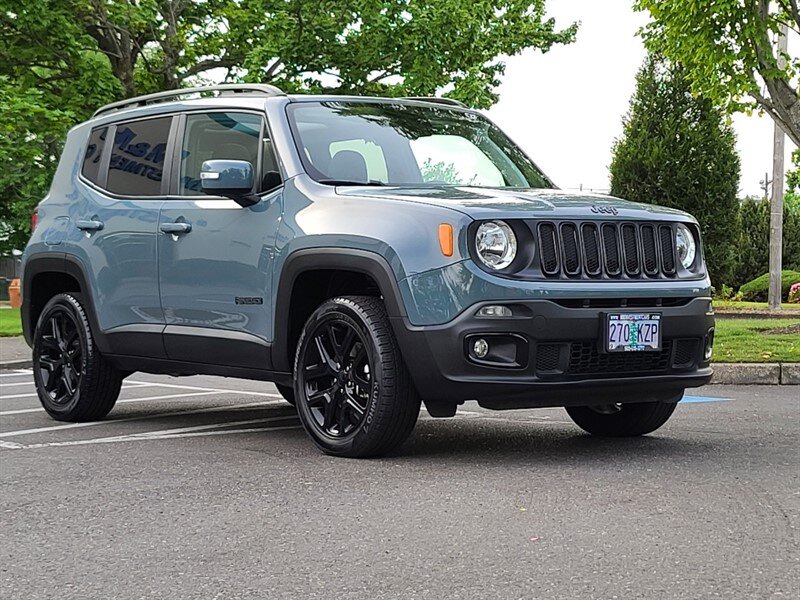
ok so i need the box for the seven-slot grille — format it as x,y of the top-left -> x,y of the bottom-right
535,221 -> 678,279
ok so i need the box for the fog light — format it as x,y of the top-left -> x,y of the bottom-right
704,328 -> 715,360
477,305 -> 513,318
473,338 -> 489,358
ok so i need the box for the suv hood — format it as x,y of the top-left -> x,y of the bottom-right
337,185 -> 694,222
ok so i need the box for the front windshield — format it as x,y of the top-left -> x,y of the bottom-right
286,101 -> 553,188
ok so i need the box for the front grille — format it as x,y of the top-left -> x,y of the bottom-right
534,337 -> 702,378
535,221 -> 679,279
539,223 -> 559,274
568,341 -> 673,375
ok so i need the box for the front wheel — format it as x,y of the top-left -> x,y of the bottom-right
565,394 -> 681,437
293,296 -> 420,458
32,293 -> 123,422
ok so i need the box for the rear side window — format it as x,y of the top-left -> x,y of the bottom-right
82,126 -> 108,184
106,116 -> 172,196
179,112 -> 264,195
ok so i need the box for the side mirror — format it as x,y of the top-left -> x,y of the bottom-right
200,159 -> 259,207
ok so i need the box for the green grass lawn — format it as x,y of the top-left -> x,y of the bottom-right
714,300 -> 800,311
713,318 -> 800,363
0,308 -> 22,337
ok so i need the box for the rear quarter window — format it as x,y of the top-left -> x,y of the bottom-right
81,126 -> 108,184
106,116 -> 172,196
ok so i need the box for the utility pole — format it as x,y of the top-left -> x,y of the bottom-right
768,24 -> 788,310
760,172 -> 772,199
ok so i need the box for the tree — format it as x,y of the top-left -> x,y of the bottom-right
736,197 -> 800,287
635,0 -> 800,147
0,83 -> 70,253
1,1 -> 576,103
0,1 -> 576,254
609,55 -> 741,287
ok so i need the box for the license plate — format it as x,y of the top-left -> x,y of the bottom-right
606,313 -> 661,352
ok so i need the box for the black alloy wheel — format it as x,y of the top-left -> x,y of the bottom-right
300,318 -> 372,437
37,306 -> 83,405
293,296 -> 420,458
33,294 -> 122,422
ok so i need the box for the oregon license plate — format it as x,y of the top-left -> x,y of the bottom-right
606,313 -> 662,352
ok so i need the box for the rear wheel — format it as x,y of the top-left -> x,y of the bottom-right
565,394 -> 681,437
32,293 -> 122,422
293,296 -> 420,458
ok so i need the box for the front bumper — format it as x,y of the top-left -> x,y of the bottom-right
391,297 -> 714,409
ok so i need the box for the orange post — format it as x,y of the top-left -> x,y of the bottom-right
8,278 -> 21,309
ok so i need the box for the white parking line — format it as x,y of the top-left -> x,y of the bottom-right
0,399 -> 286,438
0,370 -> 32,378
0,381 -> 161,401
0,391 -> 38,399
0,391 -> 225,416
3,422 -> 303,450
127,379 -> 282,397
0,381 -> 34,388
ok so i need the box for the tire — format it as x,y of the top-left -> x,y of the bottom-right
565,394 -> 682,437
293,296 -> 420,458
275,383 -> 296,405
32,293 -> 123,422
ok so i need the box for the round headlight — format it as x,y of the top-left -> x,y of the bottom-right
475,221 -> 517,270
675,224 -> 696,269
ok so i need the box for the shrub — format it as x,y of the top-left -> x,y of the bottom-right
739,270 -> 800,302
713,283 -> 735,300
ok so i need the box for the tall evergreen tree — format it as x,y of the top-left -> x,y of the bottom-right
610,55 -> 741,287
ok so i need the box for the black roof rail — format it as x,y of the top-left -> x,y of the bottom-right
402,96 -> 468,108
92,84 -> 285,118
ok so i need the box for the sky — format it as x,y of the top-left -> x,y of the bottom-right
484,0 -> 797,198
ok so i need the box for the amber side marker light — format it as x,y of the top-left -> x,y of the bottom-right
438,223 -> 454,257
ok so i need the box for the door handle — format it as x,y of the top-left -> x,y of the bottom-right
76,219 -> 104,232
160,222 -> 192,235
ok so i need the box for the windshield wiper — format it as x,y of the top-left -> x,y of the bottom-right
317,178 -> 386,186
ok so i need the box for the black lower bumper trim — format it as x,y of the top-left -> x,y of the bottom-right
391,297 -> 714,407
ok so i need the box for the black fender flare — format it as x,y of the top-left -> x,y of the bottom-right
272,248 -> 407,372
21,253 -> 108,352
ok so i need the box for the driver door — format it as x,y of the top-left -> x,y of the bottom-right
157,110 -> 283,369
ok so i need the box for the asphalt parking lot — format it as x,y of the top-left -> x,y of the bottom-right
1,370 -> 798,600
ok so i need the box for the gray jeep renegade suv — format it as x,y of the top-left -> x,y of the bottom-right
21,84 -> 715,457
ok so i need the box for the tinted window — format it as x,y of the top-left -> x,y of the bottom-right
179,112 -> 267,195
82,126 -> 108,184
106,116 -> 171,196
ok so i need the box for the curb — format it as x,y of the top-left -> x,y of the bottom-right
781,363 -> 800,385
711,363 -> 799,385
